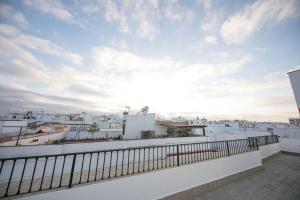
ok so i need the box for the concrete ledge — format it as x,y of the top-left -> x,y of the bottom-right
161,166 -> 262,200
259,143 -> 281,160
281,151 -> 300,156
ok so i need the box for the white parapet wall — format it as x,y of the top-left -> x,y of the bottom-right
279,138 -> 300,154
21,151 -> 262,200
259,143 -> 281,159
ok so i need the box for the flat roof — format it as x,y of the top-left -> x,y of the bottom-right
157,120 -> 206,128
287,68 -> 300,73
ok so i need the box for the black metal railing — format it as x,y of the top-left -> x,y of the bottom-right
0,138 -> 259,198
248,135 -> 278,147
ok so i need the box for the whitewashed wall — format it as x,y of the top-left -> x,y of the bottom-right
279,138 -> 300,154
0,137 -> 208,158
275,128 -> 300,139
21,151 -> 262,200
124,113 -> 156,139
259,143 -> 281,159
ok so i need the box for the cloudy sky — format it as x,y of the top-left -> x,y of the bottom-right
0,0 -> 300,122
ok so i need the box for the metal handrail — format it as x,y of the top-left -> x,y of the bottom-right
248,135 -> 279,146
0,138 -> 262,198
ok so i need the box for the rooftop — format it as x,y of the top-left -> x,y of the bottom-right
191,154 -> 300,200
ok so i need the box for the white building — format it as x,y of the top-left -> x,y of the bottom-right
123,113 -> 206,139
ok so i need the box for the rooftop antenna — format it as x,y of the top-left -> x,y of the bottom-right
136,106 -> 149,115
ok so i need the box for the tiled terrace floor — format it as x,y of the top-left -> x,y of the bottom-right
191,153 -> 300,200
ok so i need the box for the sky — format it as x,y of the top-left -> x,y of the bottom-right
0,0 -> 300,122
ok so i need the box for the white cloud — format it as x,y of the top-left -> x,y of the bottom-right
0,24 -> 19,36
197,0 -> 222,34
0,4 -> 29,26
99,0 -> 160,40
204,35 -> 218,44
221,0 -> 300,44
23,0 -> 74,23
0,25 -> 83,65
81,0 -> 194,40
162,0 -> 194,23
13,34 -> 84,65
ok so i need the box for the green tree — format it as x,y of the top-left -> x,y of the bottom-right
89,122 -> 98,139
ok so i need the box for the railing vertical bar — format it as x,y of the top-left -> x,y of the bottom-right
121,150 -> 125,176
127,149 -> 130,175
94,152 -> 100,181
0,160 -> 4,176
172,145 -> 175,166
213,142 -> 216,159
208,142 -> 211,159
50,156 -> 57,188
176,145 -> 180,166
101,152 -> 106,180
152,147 -> 155,170
236,140 -> 240,154
87,153 -> 93,181
5,159 -> 16,197
233,140 -> 236,155
115,150 -> 119,177
148,148 -> 150,171
17,158 -> 27,195
108,151 -> 113,178
59,155 -> 66,187
238,140 -> 242,153
40,157 -> 48,190
195,144 -> 199,161
79,154 -> 85,183
132,149 -> 136,173
156,147 -> 159,169
143,148 -> 145,172
184,145 -> 186,164
68,154 -> 76,188
215,142 -> 219,158
164,146 -> 167,168
28,158 -> 38,192
138,148 -> 141,172
191,144 -> 195,162
188,144 -> 191,162
227,141 -> 230,156
199,144 -> 202,161
160,146 -> 163,168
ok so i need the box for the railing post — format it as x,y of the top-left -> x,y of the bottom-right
69,154 -> 76,188
16,127 -> 23,146
226,141 -> 230,156
248,139 -> 252,151
176,145 -> 180,166
255,138 -> 259,149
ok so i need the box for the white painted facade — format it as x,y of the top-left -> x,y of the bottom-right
124,113 -> 156,139
288,69 -> 300,114
279,138 -> 300,154
259,143 -> 281,159
0,120 -> 28,135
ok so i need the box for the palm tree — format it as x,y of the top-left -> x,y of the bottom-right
89,122 -> 98,139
